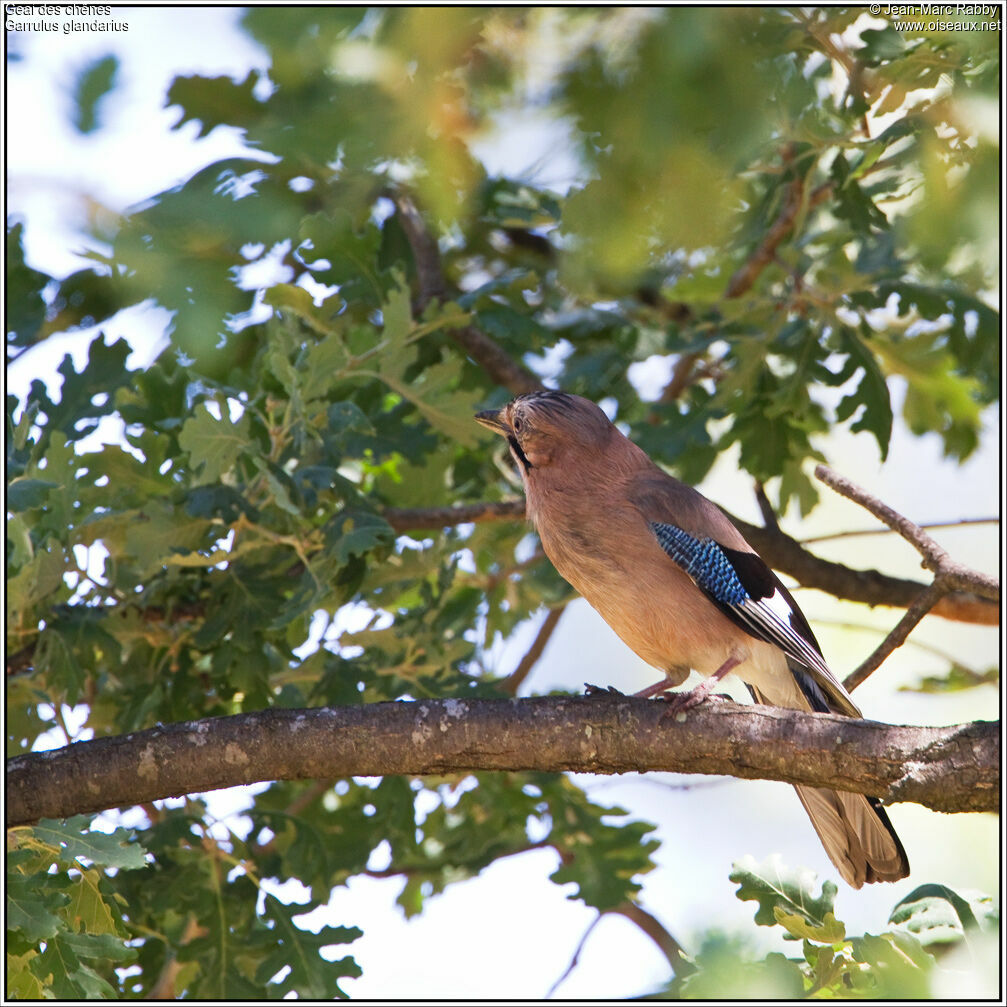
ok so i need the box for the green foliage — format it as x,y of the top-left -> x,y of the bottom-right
71,54 -> 119,134
6,7 -> 998,998
6,818 -> 146,998
655,858 -> 997,998
6,222 -> 50,349
900,662 -> 999,694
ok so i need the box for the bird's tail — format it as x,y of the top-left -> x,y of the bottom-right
793,785 -> 909,889
749,671 -> 909,888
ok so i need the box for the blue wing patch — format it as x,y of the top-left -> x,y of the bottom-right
650,522 -> 749,606
649,520 -> 858,714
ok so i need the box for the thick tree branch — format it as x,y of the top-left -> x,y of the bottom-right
6,698 -> 997,827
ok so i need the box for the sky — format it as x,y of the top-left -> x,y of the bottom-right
5,6 -> 1001,999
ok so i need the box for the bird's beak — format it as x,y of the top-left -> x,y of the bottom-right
474,408 -> 508,435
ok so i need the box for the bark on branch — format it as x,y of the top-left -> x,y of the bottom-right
6,697 -> 997,827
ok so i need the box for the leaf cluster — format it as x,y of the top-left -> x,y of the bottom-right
660,857 -> 998,999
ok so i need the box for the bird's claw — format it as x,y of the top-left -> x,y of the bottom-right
659,687 -> 730,718
584,683 -> 625,697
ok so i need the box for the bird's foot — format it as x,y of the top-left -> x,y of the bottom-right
659,678 -> 727,717
584,683 -> 625,697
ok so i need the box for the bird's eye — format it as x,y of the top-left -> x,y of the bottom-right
512,416 -> 523,434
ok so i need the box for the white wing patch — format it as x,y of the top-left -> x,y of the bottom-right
732,587 -> 851,700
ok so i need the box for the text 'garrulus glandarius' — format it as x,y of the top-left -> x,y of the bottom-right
475,390 -> 909,888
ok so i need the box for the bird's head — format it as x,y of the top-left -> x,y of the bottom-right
474,391 -> 616,476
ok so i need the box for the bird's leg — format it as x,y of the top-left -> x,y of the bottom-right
586,678 -> 685,698
632,678 -> 679,699
661,654 -> 742,714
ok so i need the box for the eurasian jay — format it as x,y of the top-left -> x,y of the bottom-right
475,390 -> 909,888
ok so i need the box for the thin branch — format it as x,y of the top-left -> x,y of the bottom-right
753,481 -> 780,533
795,9 -> 876,135
658,155 -> 835,404
724,173 -> 805,300
816,466 -> 948,570
393,190 -> 543,396
609,902 -> 692,977
731,512 -> 997,626
547,899 -> 690,997
392,192 -> 448,309
815,464 -> 1000,691
451,325 -> 544,396
800,517 -> 999,546
6,697 -> 998,827
383,499 -> 526,532
844,582 -> 950,693
500,605 -> 567,696
546,913 -> 603,998
815,464 -> 999,599
658,352 -> 701,404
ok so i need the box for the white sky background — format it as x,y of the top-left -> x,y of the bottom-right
5,6 -> 1001,1000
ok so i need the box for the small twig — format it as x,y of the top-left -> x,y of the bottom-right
546,913 -> 604,998
501,605 -> 566,696
800,517 -> 999,546
815,465 -> 949,571
655,153 -> 833,405
814,465 -> 999,598
844,582 -> 950,693
547,899 -> 693,996
587,775 -> 732,796
726,178 -> 835,301
815,464 -> 1000,691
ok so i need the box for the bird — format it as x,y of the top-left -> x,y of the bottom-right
474,389 -> 909,888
